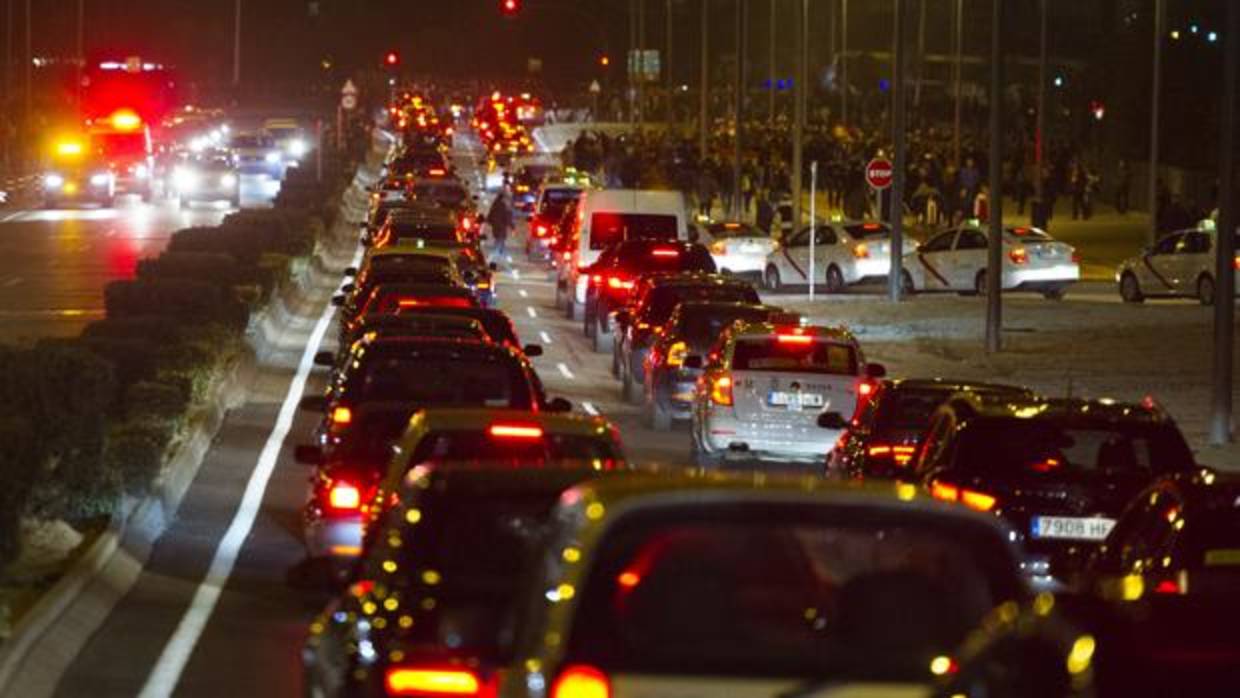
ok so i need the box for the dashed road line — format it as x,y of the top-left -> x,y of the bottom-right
582,401 -> 600,416
518,288 -> 528,298
557,362 -> 575,380
526,306 -> 538,319
539,331 -> 553,345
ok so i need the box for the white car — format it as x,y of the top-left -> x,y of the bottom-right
699,221 -> 776,278
902,224 -> 1079,299
1116,227 -> 1238,305
689,320 -> 884,468
763,221 -> 893,293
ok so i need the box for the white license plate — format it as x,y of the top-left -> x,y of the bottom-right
1030,516 -> 1115,541
768,391 -> 824,410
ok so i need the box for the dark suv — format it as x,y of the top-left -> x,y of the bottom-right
912,393 -> 1197,582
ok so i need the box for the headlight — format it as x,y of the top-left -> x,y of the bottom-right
173,168 -> 199,190
90,173 -> 110,187
220,173 -> 237,187
287,139 -> 307,157
44,174 -> 64,189
264,151 -> 281,164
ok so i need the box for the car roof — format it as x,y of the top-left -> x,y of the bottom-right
956,394 -> 1172,426
885,378 -> 1034,395
643,272 -> 748,289
672,300 -> 779,314
728,321 -> 858,344
369,283 -> 474,297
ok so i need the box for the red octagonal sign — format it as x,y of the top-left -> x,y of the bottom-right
865,158 -> 894,190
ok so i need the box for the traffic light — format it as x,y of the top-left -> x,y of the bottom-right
384,51 -> 400,67
599,54 -> 611,67
500,0 -> 521,17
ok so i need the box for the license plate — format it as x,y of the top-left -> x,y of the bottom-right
1030,516 -> 1115,541
768,391 -> 824,410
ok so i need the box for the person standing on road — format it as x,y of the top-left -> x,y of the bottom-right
487,192 -> 513,260
756,189 -> 775,234
1115,160 -> 1132,215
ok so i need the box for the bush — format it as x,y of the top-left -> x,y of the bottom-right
104,278 -> 249,331
124,380 -> 190,425
0,416 -> 45,566
104,420 -> 175,497
82,316 -> 184,346
136,251 -> 244,288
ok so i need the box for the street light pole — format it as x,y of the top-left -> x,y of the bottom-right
666,0 -> 674,125
1035,0 -> 1047,203
1209,0 -> 1238,446
889,0 -> 906,302
23,0 -> 30,125
768,0 -> 775,122
1148,0 -> 1163,244
699,0 -> 708,159
233,0 -> 242,87
792,0 -> 805,233
952,0 -> 962,167
840,0 -> 848,125
985,0 -> 1005,353
732,0 -> 744,218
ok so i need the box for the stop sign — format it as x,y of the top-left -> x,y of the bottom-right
865,158 -> 894,190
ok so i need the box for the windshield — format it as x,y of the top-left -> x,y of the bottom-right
678,307 -> 773,346
955,420 -> 1195,475
844,223 -> 891,239
565,507 -> 1008,679
877,388 -> 958,431
348,355 -> 532,408
412,183 -> 468,207
230,135 -> 271,149
731,338 -> 858,375
644,286 -> 758,326
409,429 -> 621,468
590,213 -> 678,250
615,246 -> 716,273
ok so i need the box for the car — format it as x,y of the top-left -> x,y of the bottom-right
369,208 -> 465,249
688,321 -> 885,468
262,117 -> 309,166
298,337 -> 562,451
615,274 -> 763,404
229,132 -> 284,178
642,301 -> 785,431
408,176 -> 471,212
393,306 -> 535,354
336,250 -> 465,315
526,184 -> 584,260
499,472 -> 1028,698
302,467 -> 617,698
827,379 -> 1036,481
337,284 -> 478,341
902,223 -> 1080,299
698,220 -> 777,279
557,188 -> 690,320
171,153 -> 240,208
508,158 -> 561,212
1086,468 -> 1240,597
1115,226 -> 1239,305
327,312 -> 489,352
389,148 -> 451,179
763,220 -> 894,293
910,394 -> 1198,583
41,151 -> 115,208
581,240 -> 718,353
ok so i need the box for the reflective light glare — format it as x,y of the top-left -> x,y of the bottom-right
1066,635 -> 1097,675
331,406 -> 353,425
551,665 -> 610,698
488,424 -> 544,439
328,483 -> 361,510
384,667 -> 481,696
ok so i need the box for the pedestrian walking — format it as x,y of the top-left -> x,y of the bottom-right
486,192 -> 513,260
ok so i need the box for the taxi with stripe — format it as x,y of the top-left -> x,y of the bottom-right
901,223 -> 1079,299
762,220 -> 893,293
1115,225 -> 1239,305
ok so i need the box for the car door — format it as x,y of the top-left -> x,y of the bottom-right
912,230 -> 958,291
812,225 -> 842,283
1139,233 -> 1183,294
951,229 -> 990,289
779,227 -> 812,282
1179,231 -> 1212,292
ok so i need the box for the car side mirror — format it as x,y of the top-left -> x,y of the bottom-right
817,411 -> 849,430
546,397 -> 572,413
683,355 -> 704,370
299,395 -> 328,413
313,351 -> 336,367
865,362 -> 887,379
344,266 -> 358,277
340,283 -> 355,294
331,295 -> 345,307
523,344 -> 544,358
293,444 -> 323,466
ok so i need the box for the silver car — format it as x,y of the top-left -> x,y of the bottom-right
688,320 -> 885,468
1116,226 -> 1238,305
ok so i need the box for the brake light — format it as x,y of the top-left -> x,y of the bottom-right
428,168 -> 447,177
650,248 -> 680,258
488,423 -> 544,439
862,222 -> 883,231
606,276 -> 634,291
1234,256 -> 1240,271
866,444 -> 915,464
776,334 -> 814,345
328,482 -> 362,510
710,374 -> 734,406
536,224 -> 549,237
1008,247 -> 1029,265
1153,579 -> 1181,595
384,666 -> 482,696
331,406 -> 353,425
551,665 -> 610,698
931,482 -> 959,503
562,251 -> 572,262
857,381 -> 875,397
667,341 -> 688,368
931,482 -> 997,512
710,241 -> 727,255
853,243 -> 870,259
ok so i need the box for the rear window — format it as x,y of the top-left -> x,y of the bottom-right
1005,227 -> 1053,241
731,338 -> 858,375
565,507 -> 1010,678
877,389 -> 954,430
954,420 -> 1195,475
328,412 -> 410,461
590,213 -> 678,250
412,183 -> 468,207
679,307 -> 773,346
843,223 -> 891,239
409,429 -> 621,468
390,222 -> 458,241
644,286 -> 758,326
708,223 -> 763,239
349,355 -> 532,408
616,245 -> 715,273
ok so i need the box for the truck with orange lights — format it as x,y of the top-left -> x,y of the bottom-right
40,136 -> 116,208
87,109 -> 155,201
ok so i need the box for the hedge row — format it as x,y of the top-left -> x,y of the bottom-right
0,153 -> 356,566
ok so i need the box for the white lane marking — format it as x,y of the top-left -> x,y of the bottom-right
526,306 -> 538,319
506,255 -> 513,264
137,250 -> 361,698
539,331 -> 553,345
557,362 -> 575,380
511,267 -> 521,281
0,211 -> 24,223
2,276 -> 21,288
582,401 -> 599,416
518,288 -> 528,298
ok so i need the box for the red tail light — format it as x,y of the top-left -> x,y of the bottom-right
931,481 -> 997,512
1008,247 -> 1029,265
606,276 -> 634,291
1233,256 -> 1240,271
1153,579 -> 1181,595
551,665 -> 610,698
488,423 -> 544,439
853,243 -> 870,259
330,406 -> 353,425
867,444 -> 917,466
384,666 -> 484,696
776,334 -> 814,345
651,248 -> 680,258
428,168 -> 447,177
709,374 -> 734,406
328,482 -> 361,510
536,224 -> 549,237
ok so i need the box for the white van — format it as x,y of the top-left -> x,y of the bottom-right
554,189 -> 689,318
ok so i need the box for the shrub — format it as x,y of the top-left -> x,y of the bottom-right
82,316 -> 184,346
104,420 -> 175,497
0,416 -> 45,566
104,278 -> 249,331
124,380 -> 190,425
136,251 -> 244,288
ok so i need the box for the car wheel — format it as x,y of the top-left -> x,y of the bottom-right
649,397 -> 672,432
583,300 -> 596,339
1119,273 -> 1144,303
765,265 -> 783,292
1042,287 -> 1066,301
825,265 -> 845,294
901,270 -> 916,295
610,343 -> 621,378
1198,274 -> 1217,306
